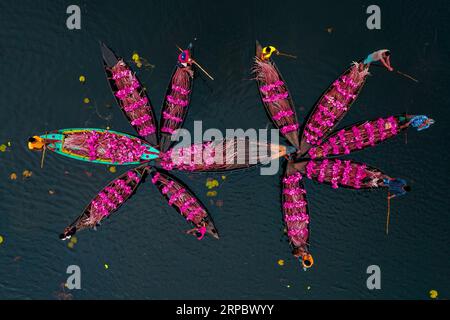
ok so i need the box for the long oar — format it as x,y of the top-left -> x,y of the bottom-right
386,192 -> 391,235
40,142 -> 47,169
176,45 -> 214,81
276,51 -> 297,59
372,63 -> 419,83
396,70 -> 419,83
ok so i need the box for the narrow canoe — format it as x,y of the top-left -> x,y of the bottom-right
307,114 -> 423,159
293,159 -> 391,190
101,42 -> 159,146
159,43 -> 195,152
60,166 -> 147,239
254,40 -> 300,150
40,128 -> 159,165
282,161 -> 313,268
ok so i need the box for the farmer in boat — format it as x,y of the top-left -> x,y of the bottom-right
28,136 -> 45,150
186,220 -> 207,240
261,46 -> 278,61
178,49 -> 192,68
362,49 -> 394,71
408,115 -> 435,131
292,247 -> 314,269
383,178 -> 411,199
59,226 -> 77,240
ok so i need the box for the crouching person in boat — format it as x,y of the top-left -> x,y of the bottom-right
177,49 -> 194,78
407,115 -> 435,131
383,178 -> 411,200
178,50 -> 192,68
362,49 -> 394,71
260,46 -> 278,61
292,246 -> 314,269
28,136 -> 45,150
59,226 -> 77,240
186,220 -> 207,240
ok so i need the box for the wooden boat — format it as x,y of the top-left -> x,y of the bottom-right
60,166 -> 148,239
298,60 -> 370,155
158,137 -> 296,172
39,128 -> 159,165
254,40 -> 300,150
282,161 -> 313,269
293,159 -> 391,190
159,43 -> 195,152
149,168 -> 219,239
307,114 -> 427,159
101,42 -> 159,146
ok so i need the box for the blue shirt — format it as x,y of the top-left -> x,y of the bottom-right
383,178 -> 407,196
410,115 -> 431,131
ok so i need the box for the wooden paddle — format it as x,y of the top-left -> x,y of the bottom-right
276,51 -> 297,59
372,63 -> 419,83
38,131 -> 49,169
396,70 -> 419,83
176,45 -> 214,81
40,142 -> 47,169
386,192 -> 391,235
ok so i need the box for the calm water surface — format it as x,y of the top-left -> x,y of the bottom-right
0,0 -> 449,299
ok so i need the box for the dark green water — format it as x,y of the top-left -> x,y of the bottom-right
0,0 -> 449,299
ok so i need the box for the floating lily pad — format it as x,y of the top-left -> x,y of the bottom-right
206,191 -> 217,197
22,170 -> 33,179
429,290 -> 438,299
206,178 -> 219,189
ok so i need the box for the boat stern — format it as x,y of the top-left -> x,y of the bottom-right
206,222 -> 220,239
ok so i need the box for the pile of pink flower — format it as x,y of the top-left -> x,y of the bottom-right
306,160 -> 368,189
280,123 -> 299,135
89,171 -> 140,220
308,116 -> 401,159
283,172 -> 310,246
151,172 -> 204,224
159,142 -> 216,171
259,80 -> 285,93
262,92 -> 289,103
86,131 -> 148,164
115,80 -> 140,100
166,95 -> 189,107
273,110 -> 294,121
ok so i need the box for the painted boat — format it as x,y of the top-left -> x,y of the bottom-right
158,138 -> 296,172
149,168 -> 219,239
101,42 -> 159,146
307,114 -> 433,159
298,59 -> 370,155
254,40 -> 300,150
282,161 -> 313,269
159,43 -> 195,152
40,128 -> 159,165
294,159 -> 391,190
60,166 -> 147,239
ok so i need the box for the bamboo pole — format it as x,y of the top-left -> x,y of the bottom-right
176,45 -> 214,80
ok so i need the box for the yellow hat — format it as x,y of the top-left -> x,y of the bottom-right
28,136 -> 45,150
